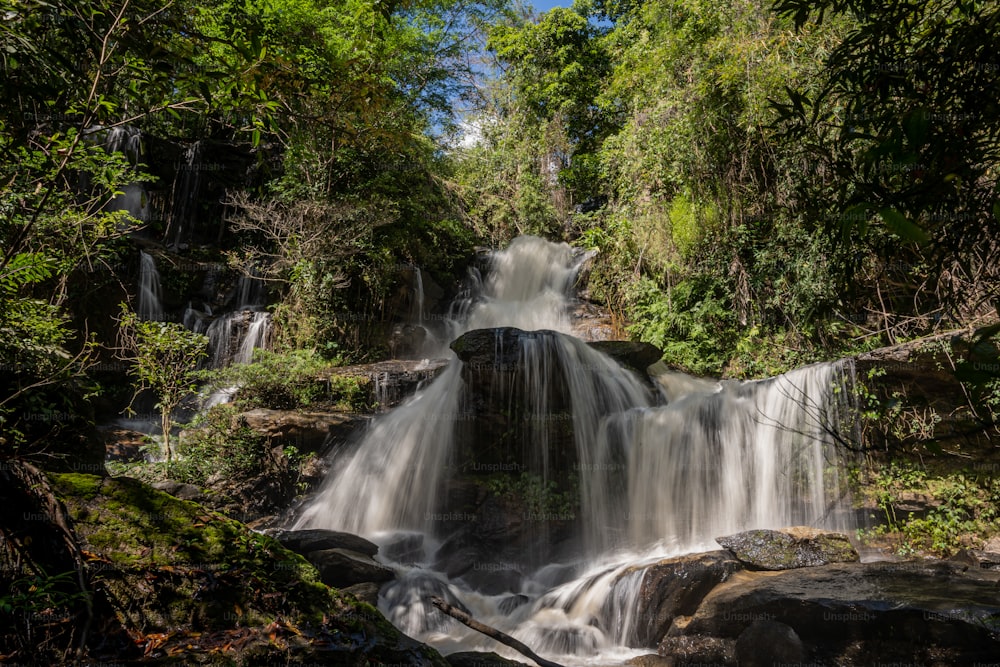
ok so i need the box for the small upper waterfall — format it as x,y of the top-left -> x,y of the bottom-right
104,126 -> 151,224
293,235 -> 858,662
202,271 -> 271,368
137,251 -> 164,321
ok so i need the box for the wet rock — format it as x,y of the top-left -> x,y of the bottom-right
972,548 -> 1000,571
586,340 -> 663,374
446,651 -> 530,667
383,532 -> 426,564
333,358 -> 449,410
625,654 -> 673,667
657,635 -> 736,666
271,528 -> 380,558
381,572 -> 472,635
498,594 -> 531,614
307,548 -> 395,588
342,581 -> 381,606
734,620 -> 807,666
609,550 -> 743,647
459,563 -> 524,596
678,562 -> 1000,664
716,526 -> 859,570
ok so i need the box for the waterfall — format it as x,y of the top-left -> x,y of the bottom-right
205,310 -> 272,368
105,126 -> 151,224
137,251 -> 164,321
293,235 -> 859,662
235,311 -> 271,364
168,140 -> 202,249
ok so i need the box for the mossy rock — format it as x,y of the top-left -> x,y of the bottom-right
48,473 -> 447,665
716,527 -> 859,571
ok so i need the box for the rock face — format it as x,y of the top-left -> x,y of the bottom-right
437,327 -> 665,582
734,620 -> 807,667
664,561 -> 1000,665
240,408 -> 369,453
855,328 -> 998,452
332,358 -> 450,410
272,528 -> 380,557
716,527 -> 859,570
608,550 -> 743,647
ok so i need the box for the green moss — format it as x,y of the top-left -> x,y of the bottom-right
52,472 -> 103,499
44,472 -> 448,663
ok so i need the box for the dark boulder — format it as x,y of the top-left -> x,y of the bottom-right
271,528 -> 380,558
586,340 -> 663,374
306,548 -> 395,588
734,620 -> 807,666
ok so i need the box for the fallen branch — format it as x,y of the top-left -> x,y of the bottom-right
428,596 -> 565,667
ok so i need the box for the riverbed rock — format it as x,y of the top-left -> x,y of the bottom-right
272,528 -> 380,558
667,561 -> 1000,664
307,548 -> 395,588
607,550 -> 743,647
716,526 -> 859,570
383,531 -> 426,563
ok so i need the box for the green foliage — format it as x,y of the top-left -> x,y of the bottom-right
118,305 -> 209,462
170,405 -> 271,486
858,462 -> 1000,556
203,348 -> 369,412
625,276 -> 736,376
487,472 -> 577,520
0,569 -> 89,618
771,0 -> 1000,328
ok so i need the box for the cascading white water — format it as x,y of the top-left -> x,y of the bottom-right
205,310 -> 272,368
584,362 -> 855,555
235,311 -> 271,364
137,251 -> 164,321
417,236 -> 585,358
293,235 -> 858,663
105,126 -> 151,224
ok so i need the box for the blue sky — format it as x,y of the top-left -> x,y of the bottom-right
531,0 -> 571,12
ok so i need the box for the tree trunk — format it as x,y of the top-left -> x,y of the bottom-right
161,405 -> 173,463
